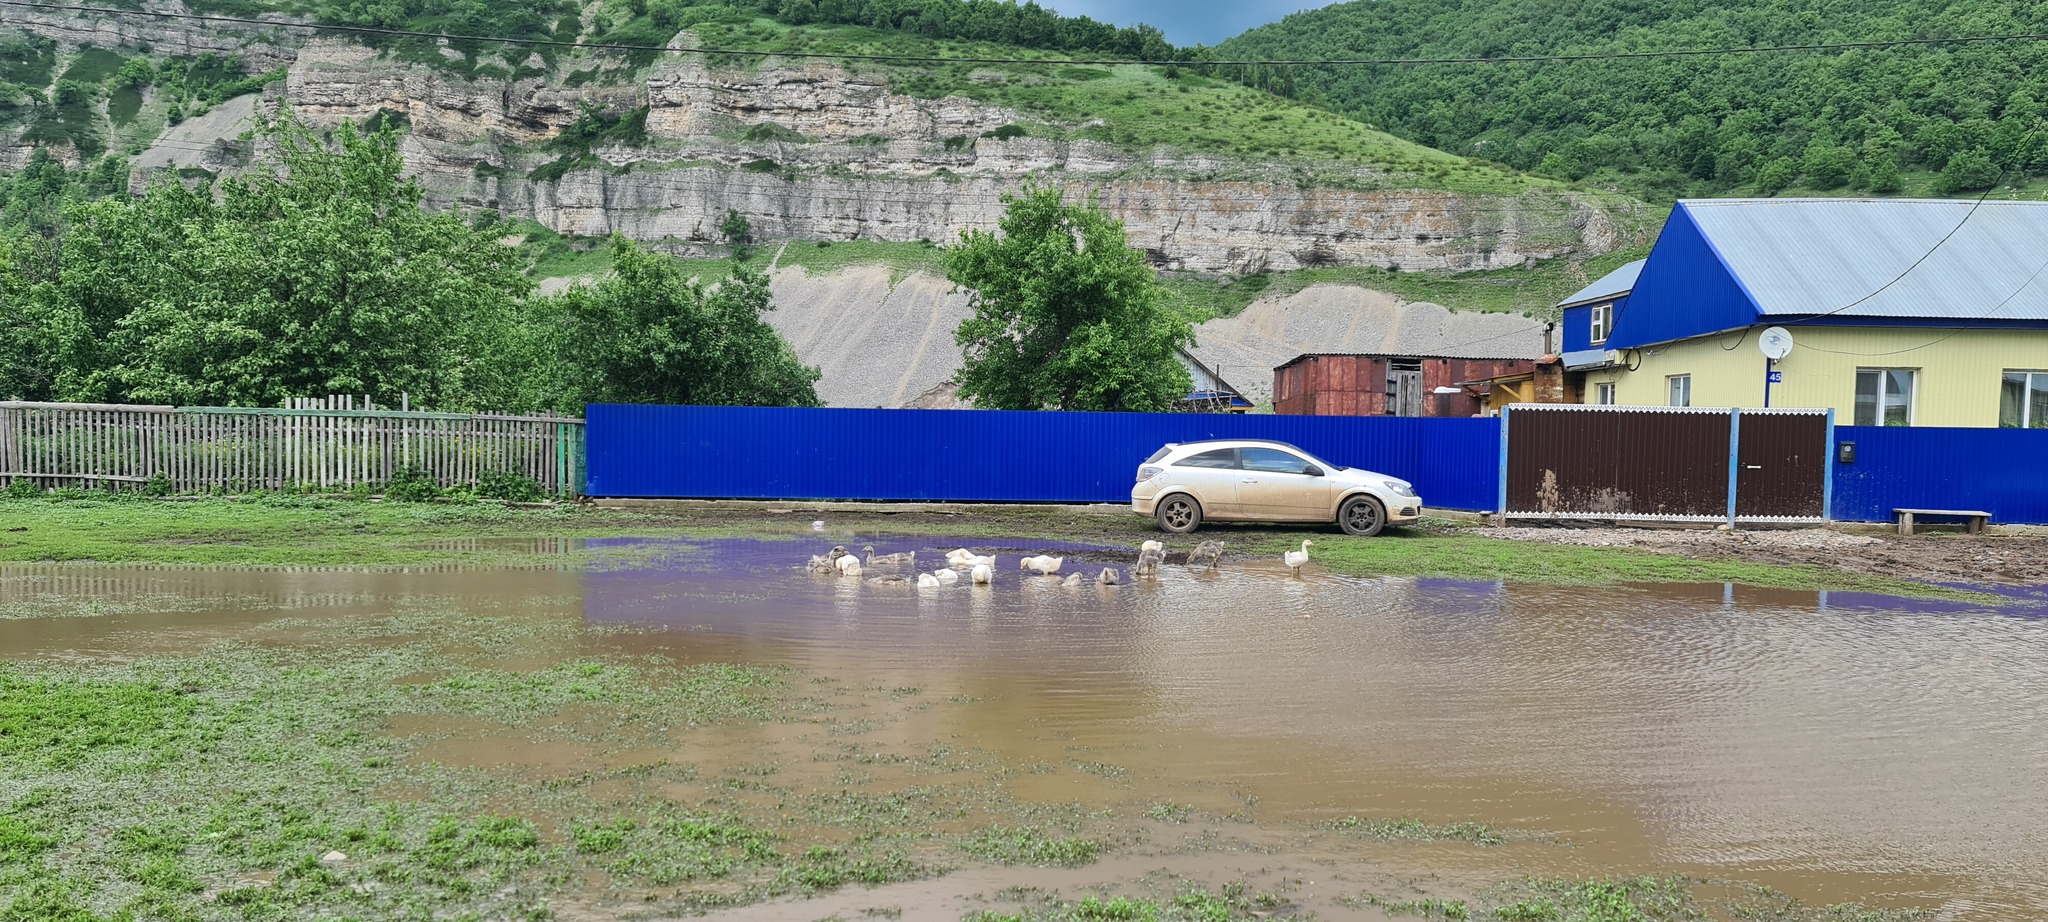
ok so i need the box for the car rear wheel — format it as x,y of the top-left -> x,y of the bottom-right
1156,494 -> 1202,533
1338,495 -> 1386,537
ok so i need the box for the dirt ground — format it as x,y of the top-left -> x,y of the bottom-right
1478,522 -> 2048,586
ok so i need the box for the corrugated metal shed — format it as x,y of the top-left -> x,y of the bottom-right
1557,259 -> 1645,309
1684,198 -> 2048,320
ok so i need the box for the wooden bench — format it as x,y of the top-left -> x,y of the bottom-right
1894,508 -> 1991,536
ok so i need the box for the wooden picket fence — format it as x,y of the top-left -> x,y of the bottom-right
0,397 -> 585,496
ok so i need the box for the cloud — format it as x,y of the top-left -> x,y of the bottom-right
1036,0 -> 1337,47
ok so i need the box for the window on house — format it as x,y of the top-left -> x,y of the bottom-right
1594,382 -> 1616,405
1667,375 -> 1690,407
2000,371 -> 2048,428
1854,368 -> 1916,426
1590,303 -> 1612,344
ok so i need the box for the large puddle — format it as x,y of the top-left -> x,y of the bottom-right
5,535 -> 2045,919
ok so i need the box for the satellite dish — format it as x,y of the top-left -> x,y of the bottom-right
1759,326 -> 1795,360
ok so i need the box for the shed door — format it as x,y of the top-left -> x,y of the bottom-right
1735,411 -> 1828,519
1389,361 -> 1422,417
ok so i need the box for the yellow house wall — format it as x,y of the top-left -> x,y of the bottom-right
1579,326 -> 2048,427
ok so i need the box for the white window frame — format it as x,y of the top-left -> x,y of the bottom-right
1855,367 -> 1916,427
1594,381 -> 1616,405
1589,303 -> 1612,345
2001,369 -> 2048,428
1667,374 -> 1691,408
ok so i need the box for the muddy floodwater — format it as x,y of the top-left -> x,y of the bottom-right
5,535 -> 2046,920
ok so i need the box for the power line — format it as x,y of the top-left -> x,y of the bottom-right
9,0 -> 2048,67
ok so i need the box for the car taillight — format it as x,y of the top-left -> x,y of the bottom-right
1136,465 -> 1163,482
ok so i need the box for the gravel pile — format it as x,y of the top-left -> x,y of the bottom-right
761,270 -> 1545,408
1186,285 -> 1545,406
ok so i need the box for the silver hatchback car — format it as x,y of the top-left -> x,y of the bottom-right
1130,439 -> 1424,536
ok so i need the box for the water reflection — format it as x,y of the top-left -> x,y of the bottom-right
582,539 -> 2048,916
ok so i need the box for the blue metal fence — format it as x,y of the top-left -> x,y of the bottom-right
586,404 -> 1503,510
1831,425 -> 2048,525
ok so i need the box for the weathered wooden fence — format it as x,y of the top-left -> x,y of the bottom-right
0,397 -> 585,496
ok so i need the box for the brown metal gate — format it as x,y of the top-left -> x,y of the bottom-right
1503,406 -> 1829,522
1734,410 -> 1829,520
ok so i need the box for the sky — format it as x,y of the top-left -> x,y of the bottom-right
1034,0 -> 1339,47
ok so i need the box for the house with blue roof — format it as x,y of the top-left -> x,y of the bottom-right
1564,198 -> 2048,428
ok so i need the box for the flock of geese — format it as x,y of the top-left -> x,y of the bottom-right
803,539 -> 1318,587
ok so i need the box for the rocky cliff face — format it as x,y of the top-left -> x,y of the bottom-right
5,8 -> 1650,273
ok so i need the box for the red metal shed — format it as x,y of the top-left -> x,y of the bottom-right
1272,353 -> 1537,417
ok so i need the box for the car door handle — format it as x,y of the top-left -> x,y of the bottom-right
1240,478 -> 1259,483
1744,464 -> 1763,469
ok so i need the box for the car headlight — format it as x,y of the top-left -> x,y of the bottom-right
1383,480 -> 1417,498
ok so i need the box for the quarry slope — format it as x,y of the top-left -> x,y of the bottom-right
757,267 -> 1541,408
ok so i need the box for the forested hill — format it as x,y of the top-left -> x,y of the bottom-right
1216,0 -> 2048,200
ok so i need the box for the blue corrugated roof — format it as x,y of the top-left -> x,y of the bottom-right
1682,198 -> 2048,321
1557,259 -> 1645,308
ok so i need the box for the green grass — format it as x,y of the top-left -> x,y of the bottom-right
0,607 -> 891,918
1323,815 -> 1503,846
970,881 -> 1305,922
960,826 -> 1104,867
0,496 -> 1994,602
57,47 -> 127,85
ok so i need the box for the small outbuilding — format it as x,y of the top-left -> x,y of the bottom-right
1273,353 -> 1537,417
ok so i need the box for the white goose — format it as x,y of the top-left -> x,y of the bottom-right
934,568 -> 959,585
1060,573 -> 1083,588
1140,539 -> 1164,554
1019,554 -> 1063,575
944,548 -> 979,567
1134,545 -> 1164,577
916,573 -> 941,588
1097,568 -> 1120,586
1283,539 -> 1314,572
836,555 -> 863,577
971,563 -> 993,585
963,553 -> 996,570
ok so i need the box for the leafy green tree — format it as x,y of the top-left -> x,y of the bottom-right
1801,142 -> 1856,189
0,236 -> 53,401
719,208 -> 754,260
548,236 -> 821,407
1755,157 -> 1800,196
944,185 -> 1192,412
1939,148 -> 2002,194
31,112 -> 535,409
1865,156 -> 1904,194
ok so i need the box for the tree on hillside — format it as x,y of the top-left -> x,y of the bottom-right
29,111 -> 535,409
944,185 -> 1192,412
547,236 -> 822,407
0,236 -> 54,401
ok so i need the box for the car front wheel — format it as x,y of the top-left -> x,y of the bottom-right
1338,495 -> 1386,537
1156,494 -> 1203,533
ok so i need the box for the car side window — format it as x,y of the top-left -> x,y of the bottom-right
1240,447 -> 1313,475
1176,448 -> 1239,469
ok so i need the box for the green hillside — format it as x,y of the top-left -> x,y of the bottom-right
1216,0 -> 2048,200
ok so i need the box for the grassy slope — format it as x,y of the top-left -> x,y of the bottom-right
0,496 -> 1991,601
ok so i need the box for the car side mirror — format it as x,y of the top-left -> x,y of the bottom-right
1302,465 -> 1324,477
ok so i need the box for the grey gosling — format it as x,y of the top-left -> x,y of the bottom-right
862,545 -> 917,567
1187,540 -> 1225,569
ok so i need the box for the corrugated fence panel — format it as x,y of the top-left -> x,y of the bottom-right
1831,425 -> 2048,524
586,405 -> 1502,510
